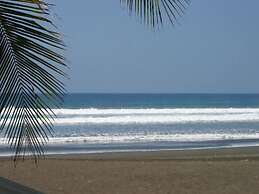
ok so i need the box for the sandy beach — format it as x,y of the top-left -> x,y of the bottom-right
0,147 -> 259,194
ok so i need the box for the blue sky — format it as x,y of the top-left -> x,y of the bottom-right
54,0 -> 259,93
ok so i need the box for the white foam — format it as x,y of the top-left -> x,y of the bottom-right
2,108 -> 259,125
53,108 -> 259,115
0,133 -> 258,145
53,114 -> 259,125
50,108 -> 259,125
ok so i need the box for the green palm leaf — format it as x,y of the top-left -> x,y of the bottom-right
0,0 -> 66,161
121,0 -> 190,27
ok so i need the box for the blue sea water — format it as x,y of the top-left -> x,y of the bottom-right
62,93 -> 259,108
2,93 -> 259,156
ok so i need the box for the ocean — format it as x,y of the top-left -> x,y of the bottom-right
1,93 -> 259,156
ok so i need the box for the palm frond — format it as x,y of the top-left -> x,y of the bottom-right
0,0 -> 66,161
121,0 -> 190,28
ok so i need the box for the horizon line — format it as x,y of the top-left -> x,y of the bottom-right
63,92 -> 259,95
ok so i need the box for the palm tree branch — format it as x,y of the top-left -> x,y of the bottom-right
121,0 -> 191,27
0,0 -> 65,161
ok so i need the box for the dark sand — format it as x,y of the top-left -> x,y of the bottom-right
1,147 -> 259,194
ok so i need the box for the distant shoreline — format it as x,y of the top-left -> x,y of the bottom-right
0,138 -> 259,157
1,145 -> 259,160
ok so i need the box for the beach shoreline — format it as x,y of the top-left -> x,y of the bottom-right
0,147 -> 259,193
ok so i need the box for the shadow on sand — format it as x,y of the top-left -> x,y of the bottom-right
0,177 -> 43,194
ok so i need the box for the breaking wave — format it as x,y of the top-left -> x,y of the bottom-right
52,108 -> 259,125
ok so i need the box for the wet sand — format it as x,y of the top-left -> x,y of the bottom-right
0,147 -> 259,194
